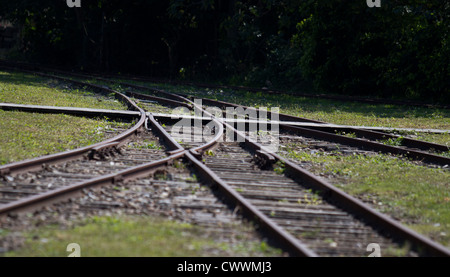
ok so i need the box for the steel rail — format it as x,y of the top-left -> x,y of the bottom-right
270,153 -> 450,257
71,72 -> 450,255
184,96 -> 450,165
0,66 -> 142,114
140,113 -> 450,135
280,124 -> 450,166
298,124 -> 450,150
106,74 -> 450,110
0,77 -> 189,217
153,93 -> 450,165
134,89 -> 319,256
0,106 -> 145,177
158,111 -> 450,165
185,96 -> 450,257
146,114 -> 185,155
2,62 -> 450,256
195,96 -> 450,148
141,90 -> 318,256
95,79 -> 450,156
0,82 -> 227,220
214,118 -> 450,256
0,103 -> 141,120
0,74 -> 179,216
125,90 -> 192,109
4,63 -> 447,178
184,151 -> 318,257
189,118 -> 224,155
94,76 -> 449,158
0,66 -> 223,208
0,66 -> 316,258
0,152 -> 184,217
96,76 -> 189,103
1,63 -> 193,107
116,79 -> 448,164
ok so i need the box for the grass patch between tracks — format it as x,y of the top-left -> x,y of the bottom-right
3,215 -> 282,257
281,145 -> 450,248
0,70 -> 134,165
0,110 -> 131,165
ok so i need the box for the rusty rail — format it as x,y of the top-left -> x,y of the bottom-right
1,62 -> 449,256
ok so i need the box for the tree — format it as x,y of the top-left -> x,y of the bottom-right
0,0 -> 447,102
295,0 -> 449,101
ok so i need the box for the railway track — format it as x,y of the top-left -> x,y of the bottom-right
0,128 -> 167,206
0,64 -> 449,256
36,66 -> 448,167
146,87 -> 445,255
202,141 -> 414,256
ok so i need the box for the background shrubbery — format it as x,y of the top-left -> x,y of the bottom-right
0,0 -> 448,102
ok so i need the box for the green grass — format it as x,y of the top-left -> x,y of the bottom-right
273,160 -> 286,175
0,71 -> 126,110
0,110 -> 130,165
49,73 -> 450,145
0,71 -> 134,165
2,69 -> 448,255
122,81 -> 450,129
379,137 -> 405,147
379,130 -> 450,147
84,77 -> 448,145
4,215 -> 282,257
20,71 -> 450,143
282,145 -> 450,247
414,133 -> 450,147
128,140 -> 163,150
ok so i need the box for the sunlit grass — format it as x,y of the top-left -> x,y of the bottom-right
43,71 -> 450,132
0,71 -> 134,165
0,110 -> 130,165
0,71 -> 126,110
281,145 -> 450,247
414,133 -> 450,147
89,77 -> 449,145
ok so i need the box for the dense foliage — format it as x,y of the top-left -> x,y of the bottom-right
0,0 -> 448,102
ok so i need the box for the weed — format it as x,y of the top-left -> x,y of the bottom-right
336,131 -> 357,138
127,78 -> 449,145
301,191 -> 322,206
190,184 -> 200,195
380,137 -> 404,147
142,141 -> 162,150
186,174 -> 198,183
173,159 -> 186,169
3,215 -> 282,257
153,170 -> 168,180
281,143 -> 450,247
273,160 -> 286,175
0,111 -> 127,165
